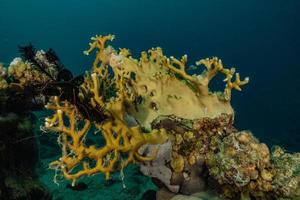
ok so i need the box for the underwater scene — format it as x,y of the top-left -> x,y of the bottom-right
0,0 -> 300,199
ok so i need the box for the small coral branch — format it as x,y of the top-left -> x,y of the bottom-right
196,57 -> 229,82
196,57 -> 249,100
166,54 -> 199,86
83,34 -> 115,70
83,34 -> 115,56
224,72 -> 249,100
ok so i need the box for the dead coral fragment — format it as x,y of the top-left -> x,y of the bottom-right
83,34 -> 115,71
152,114 -> 300,199
206,131 -> 274,197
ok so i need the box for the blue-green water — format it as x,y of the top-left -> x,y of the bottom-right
0,1 -> 299,199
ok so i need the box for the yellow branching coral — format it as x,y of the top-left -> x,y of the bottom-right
44,60 -> 168,185
44,34 -> 248,185
196,57 -> 249,100
82,35 -> 249,129
83,34 -> 115,72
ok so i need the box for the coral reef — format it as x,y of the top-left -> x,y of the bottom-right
43,34 -> 248,187
82,35 -> 248,130
0,34 -> 298,199
147,114 -> 300,200
0,34 -> 293,199
44,81 -> 167,185
33,35 -> 231,199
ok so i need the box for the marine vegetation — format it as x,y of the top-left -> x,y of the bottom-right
1,34 -> 300,200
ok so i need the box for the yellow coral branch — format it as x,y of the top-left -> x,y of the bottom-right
196,57 -> 249,100
83,34 -> 115,56
44,67 -> 168,185
83,34 -> 115,70
224,72 -> 249,100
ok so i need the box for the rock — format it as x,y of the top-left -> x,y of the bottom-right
139,140 -> 180,192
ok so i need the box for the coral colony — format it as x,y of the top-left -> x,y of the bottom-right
1,35 -> 300,199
